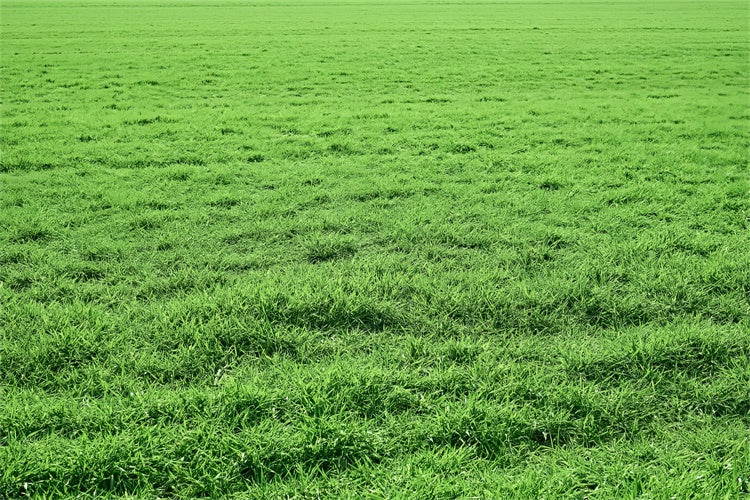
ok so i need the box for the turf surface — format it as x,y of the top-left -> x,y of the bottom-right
1,0 -> 749,497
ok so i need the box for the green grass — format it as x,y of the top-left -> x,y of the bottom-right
1,0 -> 749,497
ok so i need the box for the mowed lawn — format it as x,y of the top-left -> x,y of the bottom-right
1,0 -> 748,497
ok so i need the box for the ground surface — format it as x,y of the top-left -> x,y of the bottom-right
1,0 -> 749,497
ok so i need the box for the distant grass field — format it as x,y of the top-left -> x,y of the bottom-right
1,0 -> 749,497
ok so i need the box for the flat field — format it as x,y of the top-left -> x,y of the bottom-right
1,0 -> 749,497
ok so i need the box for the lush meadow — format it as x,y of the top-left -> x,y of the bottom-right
1,0 -> 749,496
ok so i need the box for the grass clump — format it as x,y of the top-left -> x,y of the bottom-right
303,236 -> 358,264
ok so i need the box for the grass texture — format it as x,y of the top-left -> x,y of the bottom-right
1,0 -> 749,497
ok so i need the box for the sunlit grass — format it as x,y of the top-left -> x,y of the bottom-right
1,0 -> 748,496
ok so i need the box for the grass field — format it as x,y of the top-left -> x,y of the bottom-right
1,0 -> 749,497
